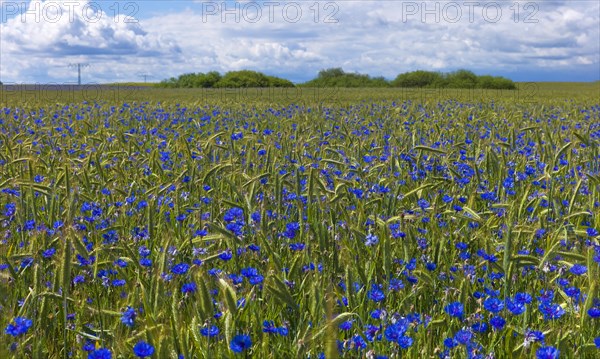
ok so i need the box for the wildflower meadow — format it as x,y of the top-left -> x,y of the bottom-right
1,84 -> 599,358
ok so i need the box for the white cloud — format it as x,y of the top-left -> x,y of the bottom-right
1,0 -> 598,83
1,0 -> 181,83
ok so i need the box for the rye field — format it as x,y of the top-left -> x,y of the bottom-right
1,83 -> 599,358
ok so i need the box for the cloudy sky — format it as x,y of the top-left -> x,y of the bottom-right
0,0 -> 598,83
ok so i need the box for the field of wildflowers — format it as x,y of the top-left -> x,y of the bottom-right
1,84 -> 599,358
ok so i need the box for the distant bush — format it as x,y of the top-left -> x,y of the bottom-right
300,68 -> 391,88
391,70 -> 444,88
392,69 -> 516,89
158,71 -> 293,88
475,75 -> 517,89
159,68 -> 515,90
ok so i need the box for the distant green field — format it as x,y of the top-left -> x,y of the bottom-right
1,82 -> 598,106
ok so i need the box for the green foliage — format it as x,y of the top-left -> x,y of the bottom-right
158,70 -> 293,88
301,68 -> 515,89
391,70 -> 444,88
476,75 -> 519,90
159,68 -> 516,90
392,69 -> 516,89
301,68 -> 391,88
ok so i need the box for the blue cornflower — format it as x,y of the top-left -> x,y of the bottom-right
140,258 -> 152,267
195,229 -> 208,237
121,306 -> 136,327
339,320 -> 353,331
536,346 -> 559,359
102,230 -> 119,244
240,267 -> 259,278
171,263 -> 189,275
226,222 -> 244,236
88,348 -> 112,359
364,324 -> 380,341
483,297 -> 505,313
564,286 -> 581,301
24,219 -> 35,231
224,207 -> 244,222
367,284 -> 385,302
114,258 -> 128,268
3,202 -> 16,217
588,307 -> 600,318
384,319 -> 409,342
219,250 -> 233,261
200,325 -> 219,337
112,279 -> 126,287
5,317 -> 32,337
426,262 -> 437,271
506,299 -> 526,315
444,337 -> 458,348
445,301 -> 464,319
83,340 -> 95,351
263,320 -> 278,333
539,302 -> 565,320
471,321 -> 488,333
569,264 -> 587,276
587,228 -> 599,237
42,247 -> 56,259
417,198 -> 430,209
524,329 -> 544,345
230,334 -> 252,353
538,289 -> 555,303
454,329 -> 473,345
182,282 -> 197,294
248,275 -> 264,285
388,277 -> 404,291
397,336 -> 413,349
515,292 -> 533,304
289,243 -> 305,251
137,200 -> 147,210
365,233 -> 379,246
442,194 -> 453,203
283,222 -> 300,239
350,187 -> 364,199
371,309 -> 384,320
352,334 -> 367,350
133,341 -> 154,358
231,132 -> 243,141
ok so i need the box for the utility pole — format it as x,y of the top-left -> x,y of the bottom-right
138,73 -> 153,83
69,63 -> 90,85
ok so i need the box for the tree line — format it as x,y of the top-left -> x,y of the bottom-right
157,70 -> 294,88
158,68 -> 516,89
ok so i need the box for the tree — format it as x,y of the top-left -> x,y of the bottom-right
302,68 -> 390,88
157,70 -> 292,88
392,70 -> 443,88
446,69 -> 478,88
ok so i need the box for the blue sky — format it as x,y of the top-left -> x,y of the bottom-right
1,1 -> 598,83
